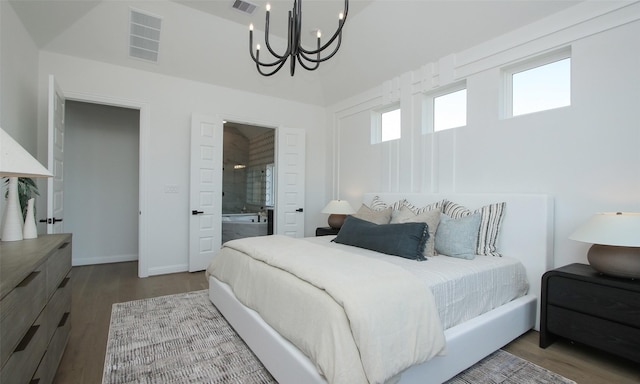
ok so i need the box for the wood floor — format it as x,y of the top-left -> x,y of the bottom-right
53,261 -> 640,384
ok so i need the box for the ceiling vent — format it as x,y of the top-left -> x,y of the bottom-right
232,0 -> 257,14
129,9 -> 162,63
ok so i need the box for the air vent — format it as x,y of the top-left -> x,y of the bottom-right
232,0 -> 257,14
129,9 -> 162,63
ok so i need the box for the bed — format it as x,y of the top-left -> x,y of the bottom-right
207,193 -> 554,384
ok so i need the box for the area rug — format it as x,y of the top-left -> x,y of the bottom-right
103,290 -> 575,384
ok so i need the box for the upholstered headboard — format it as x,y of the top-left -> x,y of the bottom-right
362,193 -> 554,326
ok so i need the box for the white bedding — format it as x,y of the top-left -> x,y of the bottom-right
207,235 -> 446,384
303,236 -> 529,329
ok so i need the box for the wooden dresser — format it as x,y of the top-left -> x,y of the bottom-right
0,234 -> 72,384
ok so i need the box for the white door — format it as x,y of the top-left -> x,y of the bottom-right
189,115 -> 223,271
276,127 -> 305,237
46,75 -> 65,234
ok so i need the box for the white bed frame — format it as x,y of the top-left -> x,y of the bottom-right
208,193 -> 554,384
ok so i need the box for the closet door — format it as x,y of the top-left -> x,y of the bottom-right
46,75 -> 65,234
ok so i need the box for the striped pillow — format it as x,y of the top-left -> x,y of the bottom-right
369,196 -> 407,211
442,201 -> 506,257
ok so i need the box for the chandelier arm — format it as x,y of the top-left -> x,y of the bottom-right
257,59 -> 289,76
299,34 -> 342,64
296,34 -> 321,71
300,0 -> 348,55
263,9 -> 290,60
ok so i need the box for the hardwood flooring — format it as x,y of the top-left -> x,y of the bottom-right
53,261 -> 640,384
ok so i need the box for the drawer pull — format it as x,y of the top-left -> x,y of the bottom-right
58,277 -> 71,289
15,325 -> 40,352
17,271 -> 41,288
30,379 -> 40,384
58,242 -> 70,250
58,312 -> 70,327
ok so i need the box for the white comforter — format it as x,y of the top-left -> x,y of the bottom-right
206,235 -> 445,384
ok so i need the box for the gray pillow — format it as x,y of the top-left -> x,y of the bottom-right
334,216 -> 428,260
434,213 -> 481,260
391,206 -> 441,257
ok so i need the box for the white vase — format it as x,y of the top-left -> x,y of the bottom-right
1,177 -> 24,241
23,198 -> 38,239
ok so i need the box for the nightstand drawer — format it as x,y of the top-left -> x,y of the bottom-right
547,305 -> 640,363
547,276 -> 640,327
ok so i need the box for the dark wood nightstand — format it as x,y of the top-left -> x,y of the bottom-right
315,227 -> 339,236
540,263 -> 640,363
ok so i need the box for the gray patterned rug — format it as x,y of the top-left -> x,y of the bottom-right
103,290 -> 575,384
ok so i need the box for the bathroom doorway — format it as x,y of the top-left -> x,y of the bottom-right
222,121 -> 275,243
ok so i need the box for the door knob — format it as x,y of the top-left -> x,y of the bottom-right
192,210 -> 204,215
296,208 -> 303,212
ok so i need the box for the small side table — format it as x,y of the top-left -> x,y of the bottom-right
540,263 -> 640,363
315,227 -> 339,236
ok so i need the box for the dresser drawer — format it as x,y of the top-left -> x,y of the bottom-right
0,267 -> 47,367
547,305 -> 640,363
32,310 -> 71,384
44,273 -> 72,344
45,240 -> 72,299
547,276 -> 640,327
0,307 -> 49,384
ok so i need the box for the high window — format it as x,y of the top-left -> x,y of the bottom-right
372,106 -> 401,143
434,88 -> 467,132
504,50 -> 571,117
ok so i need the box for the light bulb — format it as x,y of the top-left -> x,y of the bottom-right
317,30 -> 322,38
339,12 -> 344,20
249,24 -> 253,31
256,44 -> 261,51
266,3 -> 271,11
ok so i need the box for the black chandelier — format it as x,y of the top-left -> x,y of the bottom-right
249,0 -> 349,76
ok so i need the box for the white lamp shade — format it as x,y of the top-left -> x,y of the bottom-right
1,127 -> 53,177
321,200 -> 355,215
569,212 -> 640,247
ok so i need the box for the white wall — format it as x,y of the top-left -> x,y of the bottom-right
37,52 -> 329,276
64,100 -> 140,266
329,2 -> 640,269
0,1 -> 42,229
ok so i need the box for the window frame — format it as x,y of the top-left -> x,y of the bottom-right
502,48 -> 572,118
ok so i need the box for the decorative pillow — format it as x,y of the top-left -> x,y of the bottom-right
403,199 -> 447,215
434,213 -> 482,260
334,216 -> 428,261
391,206 -> 441,257
352,204 -> 392,224
369,196 -> 407,212
442,201 -> 506,257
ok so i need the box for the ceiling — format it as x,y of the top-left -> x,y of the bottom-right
8,0 -> 582,106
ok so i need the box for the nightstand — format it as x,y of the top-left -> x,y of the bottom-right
540,263 -> 640,363
315,227 -> 339,236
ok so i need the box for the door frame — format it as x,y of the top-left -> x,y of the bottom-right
63,90 -> 150,277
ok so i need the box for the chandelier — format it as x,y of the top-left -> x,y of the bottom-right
249,0 -> 349,76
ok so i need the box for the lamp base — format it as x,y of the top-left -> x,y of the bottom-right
587,244 -> 640,279
327,214 -> 347,229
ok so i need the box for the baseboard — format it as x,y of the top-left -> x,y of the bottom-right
73,254 -> 138,266
147,264 -> 189,276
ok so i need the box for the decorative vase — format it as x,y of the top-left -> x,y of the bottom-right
23,198 -> 38,239
1,177 -> 24,241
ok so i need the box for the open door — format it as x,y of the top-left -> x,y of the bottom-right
276,127 -> 305,237
45,75 -> 65,233
189,115 -> 223,271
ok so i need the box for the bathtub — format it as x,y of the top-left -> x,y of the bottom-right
222,213 -> 269,243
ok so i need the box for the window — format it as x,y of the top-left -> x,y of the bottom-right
434,89 -> 467,132
371,106 -> 400,143
381,109 -> 401,142
505,50 -> 571,117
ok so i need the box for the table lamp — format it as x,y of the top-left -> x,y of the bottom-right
321,200 -> 355,229
1,127 -> 53,241
569,212 -> 640,279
